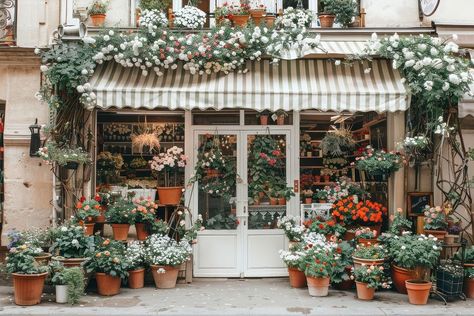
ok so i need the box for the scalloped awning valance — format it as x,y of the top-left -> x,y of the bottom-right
89,58 -> 409,113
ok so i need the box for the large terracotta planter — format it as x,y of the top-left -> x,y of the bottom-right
157,187 -> 183,205
12,272 -> 48,306
356,281 -> 375,300
288,268 -> 306,288
306,276 -> 330,297
424,229 -> 447,240
405,280 -> 432,305
391,264 -> 417,294
135,223 -> 149,241
96,272 -> 121,296
56,257 -> 87,268
111,223 -> 130,241
231,15 -> 250,27
318,14 -> 335,28
90,14 -> 106,27
128,268 -> 145,289
150,265 -> 179,289
352,256 -> 384,269
464,277 -> 474,298
84,223 -> 95,236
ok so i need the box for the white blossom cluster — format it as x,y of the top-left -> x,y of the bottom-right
276,215 -> 305,241
174,6 -> 206,29
398,135 -> 429,149
124,241 -> 145,270
144,234 -> 192,266
139,9 -> 168,36
275,7 -> 315,29
434,116 -> 455,136
76,82 -> 97,109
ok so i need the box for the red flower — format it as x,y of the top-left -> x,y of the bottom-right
80,196 -> 86,203
259,152 -> 267,159
268,159 -> 277,166
272,150 -> 281,156
94,195 -> 101,202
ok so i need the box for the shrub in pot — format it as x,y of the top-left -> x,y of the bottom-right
145,234 -> 192,289
388,234 -> 440,302
85,248 -> 128,296
353,264 -> 391,300
74,197 -> 101,236
50,261 -> 84,304
132,197 -> 158,240
5,245 -> 49,306
352,243 -> 387,269
124,241 -> 146,289
106,199 -> 136,240
320,0 -> 358,28
279,245 -> 307,288
50,222 -> 95,266
423,205 -> 447,240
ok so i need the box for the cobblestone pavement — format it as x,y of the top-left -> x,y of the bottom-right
1,278 -> 474,316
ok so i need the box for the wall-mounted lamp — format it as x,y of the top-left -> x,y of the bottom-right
29,118 -> 41,157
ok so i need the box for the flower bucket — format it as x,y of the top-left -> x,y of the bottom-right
288,268 -> 306,288
111,223 -> 130,241
84,223 -> 95,236
33,253 -> 52,266
405,280 -> 432,305
12,272 -> 48,306
352,256 -> 384,270
128,268 -> 145,289
464,277 -> 474,298
90,14 -> 106,27
135,223 -> 149,241
231,15 -> 250,27
306,276 -> 330,297
356,281 -> 375,300
318,14 -> 335,28
96,272 -> 121,296
55,284 -> 69,304
150,265 -> 179,289
56,257 -> 87,268
157,186 -> 183,205
391,264 -> 417,294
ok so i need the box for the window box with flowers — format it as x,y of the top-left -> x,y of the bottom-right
423,205 -> 448,240
132,197 -> 158,240
106,199 -> 136,241
88,0 -> 109,27
149,146 -> 187,205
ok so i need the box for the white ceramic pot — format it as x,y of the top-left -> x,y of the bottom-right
56,285 -> 68,304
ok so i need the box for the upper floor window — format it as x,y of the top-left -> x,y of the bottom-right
0,0 -> 16,46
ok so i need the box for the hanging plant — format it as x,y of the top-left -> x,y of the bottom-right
319,127 -> 355,157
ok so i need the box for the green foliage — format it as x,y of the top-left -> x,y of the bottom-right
88,0 -> 109,15
353,265 -> 390,289
106,199 -> 136,224
352,244 -> 387,260
388,234 -> 441,270
85,249 -> 129,279
205,213 -> 238,230
330,241 -> 353,284
50,223 -> 95,258
6,245 -> 49,274
320,0 -> 358,27
139,0 -> 171,11
149,219 -> 170,236
50,261 -> 84,305
38,141 -> 91,167
454,245 -> 474,263
388,209 -> 412,235
423,205 -> 447,231
320,129 -> 355,157
74,198 -> 101,223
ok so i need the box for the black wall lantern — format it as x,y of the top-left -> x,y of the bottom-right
29,118 -> 41,157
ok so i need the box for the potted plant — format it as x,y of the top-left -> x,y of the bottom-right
389,234 -> 440,300
355,146 -> 403,181
302,189 -> 313,204
106,199 -> 135,241
423,205 -> 447,240
228,2 -> 251,27
132,197 -> 158,240
124,241 -> 146,289
74,197 -> 101,236
436,262 -> 465,298
38,141 -> 90,170
149,146 -> 187,205
353,264 -> 391,300
318,0 -> 337,27
249,3 -> 266,25
304,217 -> 346,241
276,215 -> 305,247
320,128 -> 355,157
214,3 -> 232,26
50,261 -> 84,304
50,222 -> 95,267
145,234 -> 191,289
354,227 -> 379,246
388,208 -> 412,235
354,199 -> 387,235
273,110 -> 288,125
138,0 -> 171,12
174,0 -> 206,29
314,189 -> 328,203
445,215 -> 462,244
352,244 -> 387,269
275,7 -> 315,29
85,248 -> 128,296
330,241 -> 355,290
320,0 -> 358,28
97,151 -> 124,185
7,228 -> 53,265
256,110 -> 270,125
5,245 -> 49,305
464,267 -> 474,298
279,246 -> 306,288
300,134 -> 312,157
88,0 -> 109,27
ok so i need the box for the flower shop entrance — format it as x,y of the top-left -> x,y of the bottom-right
190,127 -> 295,277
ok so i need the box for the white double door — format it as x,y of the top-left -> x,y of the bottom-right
191,127 -> 295,277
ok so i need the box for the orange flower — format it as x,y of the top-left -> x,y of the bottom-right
76,202 -> 83,209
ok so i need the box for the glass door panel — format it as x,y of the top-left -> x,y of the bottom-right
197,134 -> 238,230
247,134 -> 288,230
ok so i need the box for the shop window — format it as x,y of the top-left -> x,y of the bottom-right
244,110 -> 293,126
192,109 -> 240,125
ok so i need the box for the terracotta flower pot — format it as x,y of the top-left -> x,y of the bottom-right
424,229 -> 447,240
356,281 -> 375,300
278,197 -> 286,205
304,197 -> 312,204
56,257 -> 87,268
96,212 -> 106,223
157,186 -> 183,205
128,268 -> 145,289
265,15 -> 275,27
318,200 -> 327,203
352,256 -> 384,270
259,115 -> 268,125
343,230 -> 356,241
135,223 -> 149,241
276,115 -> 285,125
405,280 -> 432,305
314,175 -> 321,182
231,14 -> 250,27
357,238 -> 379,247
306,276 -> 330,297
33,253 -> 52,266
270,197 -> 278,205
250,9 -> 265,25
288,268 -> 306,288
150,265 -> 179,289
111,223 -> 130,241
391,264 -> 417,294
96,272 -> 121,296
12,272 -> 48,306
90,14 -> 106,27
84,223 -> 95,236
464,277 -> 474,298
319,14 -> 335,28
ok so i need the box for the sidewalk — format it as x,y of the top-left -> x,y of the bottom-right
1,278 -> 474,316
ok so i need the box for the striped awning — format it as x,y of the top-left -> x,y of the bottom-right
90,59 -> 409,113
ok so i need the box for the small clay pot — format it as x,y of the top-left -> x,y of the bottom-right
135,223 -> 149,241
405,280 -> 432,305
356,281 -> 375,300
306,276 -> 330,297
111,223 -> 130,241
288,268 -> 306,288
128,268 -> 145,289
96,272 -> 121,296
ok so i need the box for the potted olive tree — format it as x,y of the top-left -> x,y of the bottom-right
6,245 -> 49,306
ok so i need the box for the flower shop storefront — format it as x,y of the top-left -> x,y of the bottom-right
90,58 -> 408,277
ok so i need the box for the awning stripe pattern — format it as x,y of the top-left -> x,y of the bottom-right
90,59 -> 409,113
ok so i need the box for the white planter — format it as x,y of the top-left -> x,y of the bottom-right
56,285 -> 68,304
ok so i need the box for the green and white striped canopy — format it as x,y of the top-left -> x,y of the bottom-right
89,59 -> 409,113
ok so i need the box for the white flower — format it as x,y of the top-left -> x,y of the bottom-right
76,85 -> 85,93
334,60 -> 341,66
364,68 -> 371,74
34,48 -> 41,55
82,36 -> 96,44
404,60 -> 415,68
448,74 -> 461,85
442,82 -> 450,91
103,35 -> 110,41
423,81 -> 433,91
40,65 -> 48,72
81,69 -> 89,75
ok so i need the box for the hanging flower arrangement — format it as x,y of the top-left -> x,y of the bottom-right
354,146 -> 404,178
275,7 -> 315,29
139,9 -> 168,35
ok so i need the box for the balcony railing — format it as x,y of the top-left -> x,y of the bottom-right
0,0 -> 16,46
